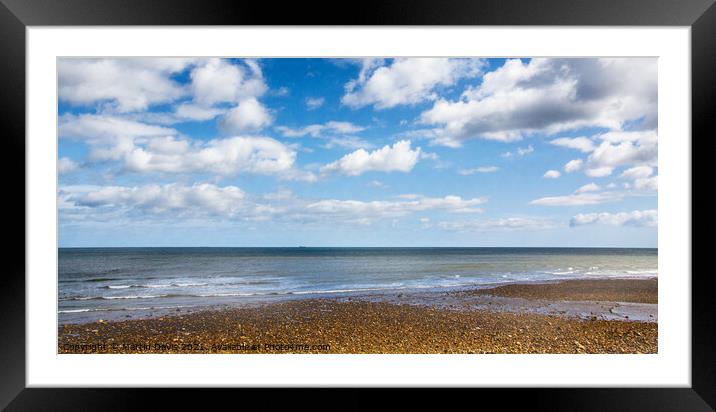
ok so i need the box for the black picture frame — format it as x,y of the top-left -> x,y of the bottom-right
1,0 -> 713,409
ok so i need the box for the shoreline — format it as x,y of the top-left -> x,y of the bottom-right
58,275 -> 657,325
59,277 -> 657,354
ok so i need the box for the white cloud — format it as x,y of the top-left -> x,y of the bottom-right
501,145 -> 534,158
419,58 -> 657,145
550,136 -> 595,153
396,194 -> 420,200
419,152 -> 439,161
305,195 -> 486,220
543,170 -> 561,179
186,60 -> 272,134
367,180 -> 388,188
276,121 -> 366,138
122,59 -> 271,127
633,175 -> 658,191
58,157 -> 79,174
574,183 -> 601,193
190,58 -> 267,106
530,170 -> 656,206
65,183 -> 247,218
617,166 -> 657,191
342,58 -> 485,109
135,103 -> 229,126
530,191 -> 622,206
459,166 -> 499,175
400,128 -> 463,148
58,58 -> 274,137
322,137 -> 375,150
220,98 -> 273,133
570,210 -> 657,227
517,145 -> 534,156
585,167 -> 613,177
564,159 -> 583,173
305,97 -> 325,110
61,184 -> 486,225
584,130 -> 657,177
58,58 -> 195,112
620,165 -> 653,180
174,103 -> 226,122
125,136 -> 314,180
321,140 -> 421,176
59,114 -> 176,142
59,113 -> 313,181
59,114 -> 177,161
275,121 -> 371,150
437,217 -> 556,232
273,87 -> 290,97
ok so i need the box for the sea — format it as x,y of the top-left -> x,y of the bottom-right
58,247 -> 657,324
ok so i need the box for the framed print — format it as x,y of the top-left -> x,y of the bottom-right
1,0 -> 714,409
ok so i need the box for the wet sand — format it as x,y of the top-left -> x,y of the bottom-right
465,278 -> 658,303
58,278 -> 657,354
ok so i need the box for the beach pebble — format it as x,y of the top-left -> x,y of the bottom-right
58,279 -> 658,355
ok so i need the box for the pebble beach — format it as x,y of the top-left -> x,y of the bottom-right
59,278 -> 657,354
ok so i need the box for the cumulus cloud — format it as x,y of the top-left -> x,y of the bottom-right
585,166 -> 612,177
58,58 -> 196,113
546,130 -> 657,179
190,58 -> 267,106
59,114 -> 313,180
570,210 -> 657,227
321,140 -> 421,176
220,98 -> 273,133
124,136 -> 314,180
437,217 -> 557,232
543,170 -> 561,179
620,165 -> 654,180
617,165 -> 658,191
342,58 -> 485,109
58,157 -> 79,174
633,175 -> 658,191
550,136 -> 595,153
584,130 -> 658,177
123,59 -> 271,127
459,166 -> 499,175
59,114 -> 177,161
564,159 -> 583,173
419,58 -> 657,145
59,58 -> 274,131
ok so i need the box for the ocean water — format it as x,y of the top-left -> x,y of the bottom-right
58,247 -> 657,323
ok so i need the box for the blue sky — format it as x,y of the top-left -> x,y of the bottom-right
58,58 -> 658,247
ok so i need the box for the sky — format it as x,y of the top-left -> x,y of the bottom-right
57,57 -> 658,247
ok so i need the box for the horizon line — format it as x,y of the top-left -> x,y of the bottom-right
57,245 -> 658,249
